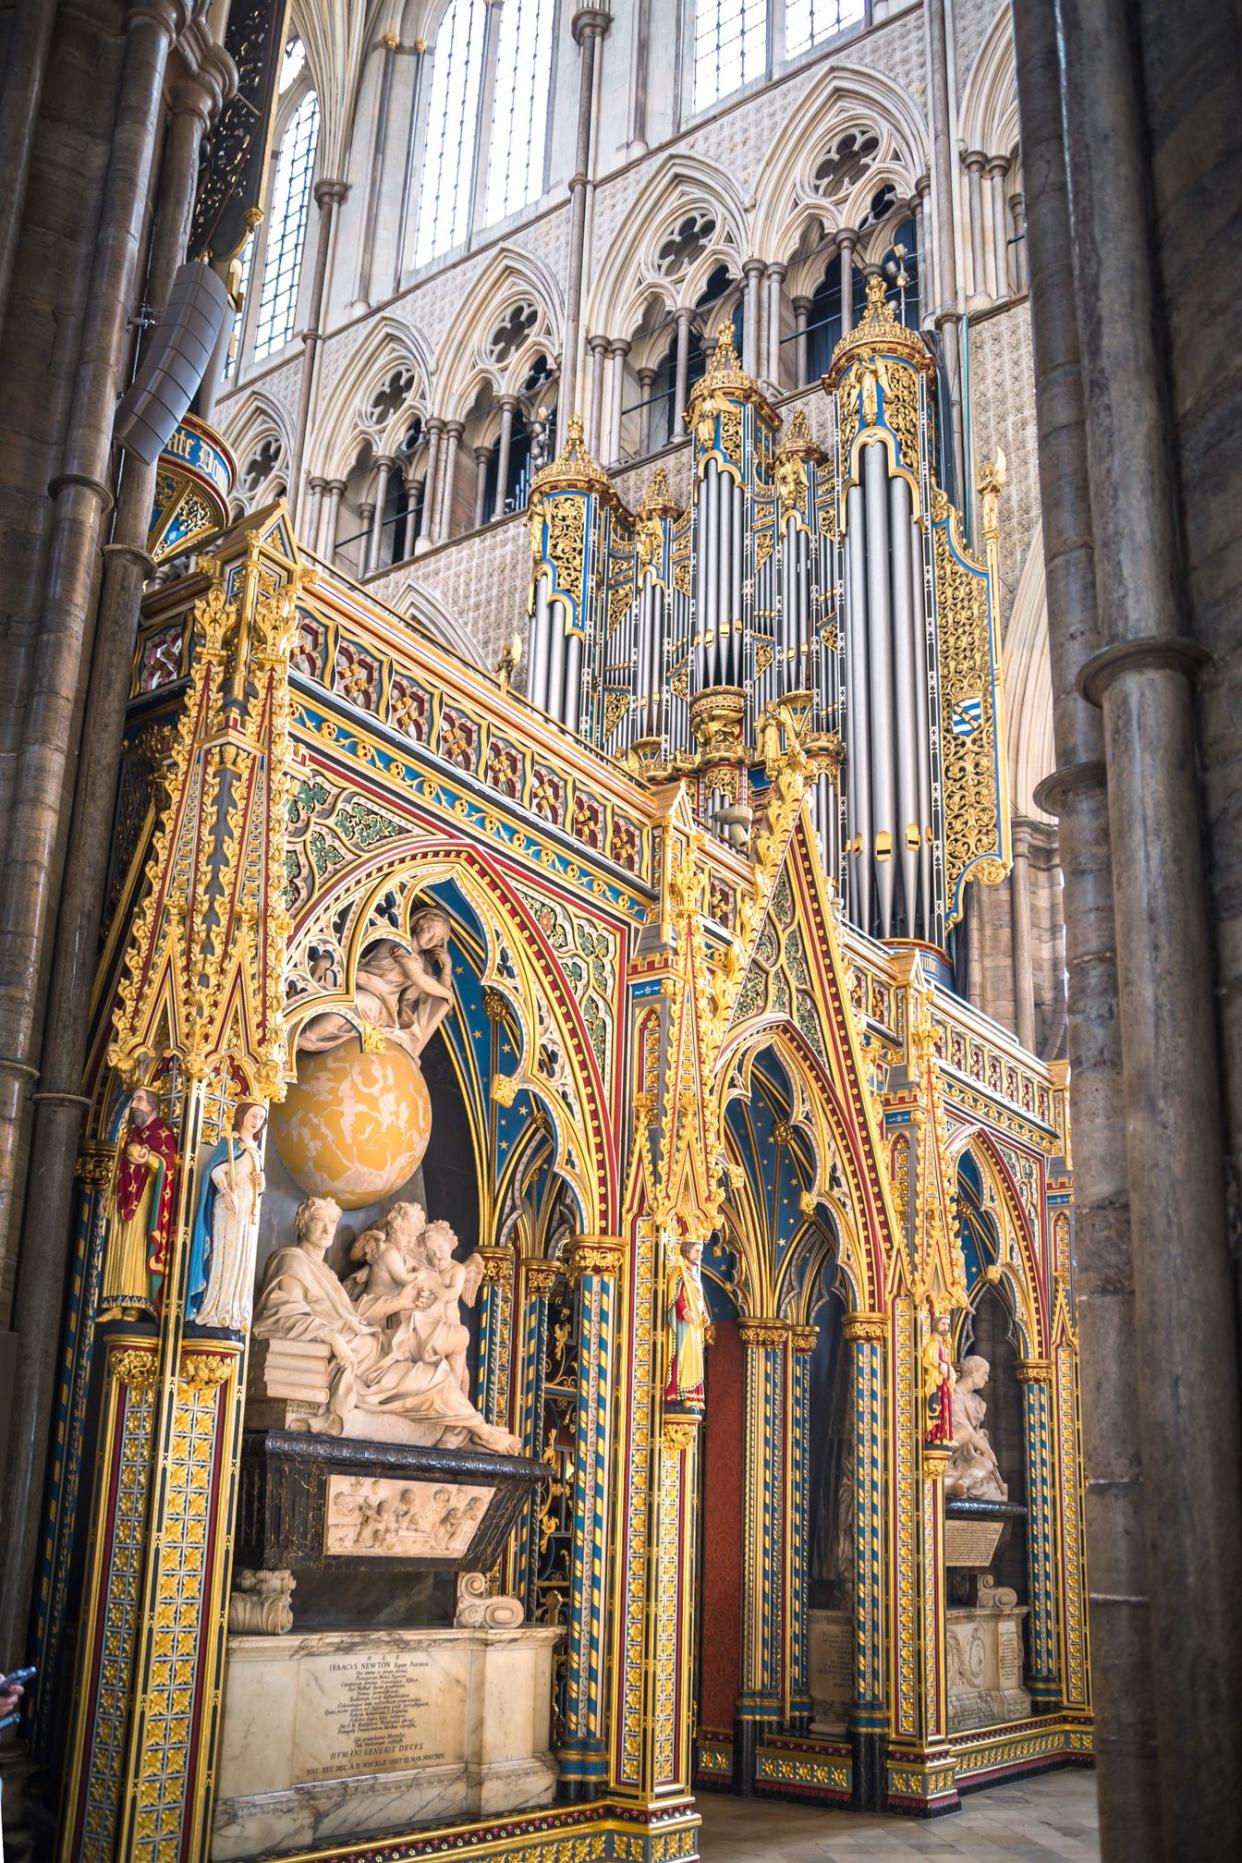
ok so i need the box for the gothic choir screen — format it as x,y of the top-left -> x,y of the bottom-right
0,4 -> 1110,1862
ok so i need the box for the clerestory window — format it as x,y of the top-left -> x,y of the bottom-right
692,1 -> 869,114
413,0 -> 554,272
253,85 -> 320,361
485,0 -> 555,226
786,1 -> 866,60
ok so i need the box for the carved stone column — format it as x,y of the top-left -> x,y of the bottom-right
733,1317 -> 789,1794
1012,0 -> 1151,1840
368,456 -> 396,573
402,465 -> 421,559
673,307 -> 694,426
304,475 -> 325,548
764,263 -> 786,390
290,178 -> 349,512
606,338 -> 630,464
356,502 -> 375,573
742,259 -> 765,378
837,230 -> 858,336
417,417 -> 443,548
358,32 -> 399,305
319,478 -> 346,559
436,420 -> 463,542
792,295 -> 811,387
473,444 -> 491,528
559,1234 -> 624,1798
964,150 -> 990,307
925,0 -> 964,488
1017,1359 -> 1059,1708
561,9 -> 611,416
586,336 -> 609,458
493,397 -> 518,520
1010,816 -> 1037,1051
636,366 -> 656,455
988,156 -> 1012,298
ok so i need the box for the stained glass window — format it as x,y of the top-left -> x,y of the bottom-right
253,89 -> 320,361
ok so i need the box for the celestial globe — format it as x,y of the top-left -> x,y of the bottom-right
270,1040 -> 432,1209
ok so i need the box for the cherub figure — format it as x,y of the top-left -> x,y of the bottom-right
413,1220 -> 484,1394
298,909 -> 457,1062
346,1201 -> 431,1328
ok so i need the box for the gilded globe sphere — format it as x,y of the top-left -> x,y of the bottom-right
270,1040 -> 433,1209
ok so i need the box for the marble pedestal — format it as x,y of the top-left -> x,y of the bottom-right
212,1625 -> 562,1860
808,1609 -> 853,1733
945,1605 -> 1031,1732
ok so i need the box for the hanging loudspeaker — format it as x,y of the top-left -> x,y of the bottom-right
114,261 -> 232,465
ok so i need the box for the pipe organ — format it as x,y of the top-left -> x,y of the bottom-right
528,276 -> 1009,950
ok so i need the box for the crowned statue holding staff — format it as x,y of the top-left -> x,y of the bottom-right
187,1100 -> 268,1331
665,1232 -> 710,1404
99,1085 -> 179,1317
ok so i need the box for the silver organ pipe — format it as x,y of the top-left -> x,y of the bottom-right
889,474 -> 921,937
861,439 -> 896,937
524,293 -> 1009,951
844,482 -> 872,930
910,486 -> 934,936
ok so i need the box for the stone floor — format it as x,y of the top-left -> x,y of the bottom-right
696,1768 -> 1100,1860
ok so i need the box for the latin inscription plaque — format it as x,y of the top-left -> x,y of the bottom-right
944,1518 -> 1004,1568
293,1648 -> 454,1783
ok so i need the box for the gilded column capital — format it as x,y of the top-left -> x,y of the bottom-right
179,1347 -> 239,1390
662,1413 -> 701,1453
76,1145 -> 115,1188
1016,1359 -> 1055,1385
922,1443 -> 953,1482
737,1318 -> 789,1351
475,1246 -> 514,1286
789,1326 -> 819,1355
843,1311 -> 888,1344
567,1234 -> 625,1279
520,1257 -> 559,1298
112,1346 -> 159,1390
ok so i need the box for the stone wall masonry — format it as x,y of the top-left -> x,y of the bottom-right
966,296 -> 1039,625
